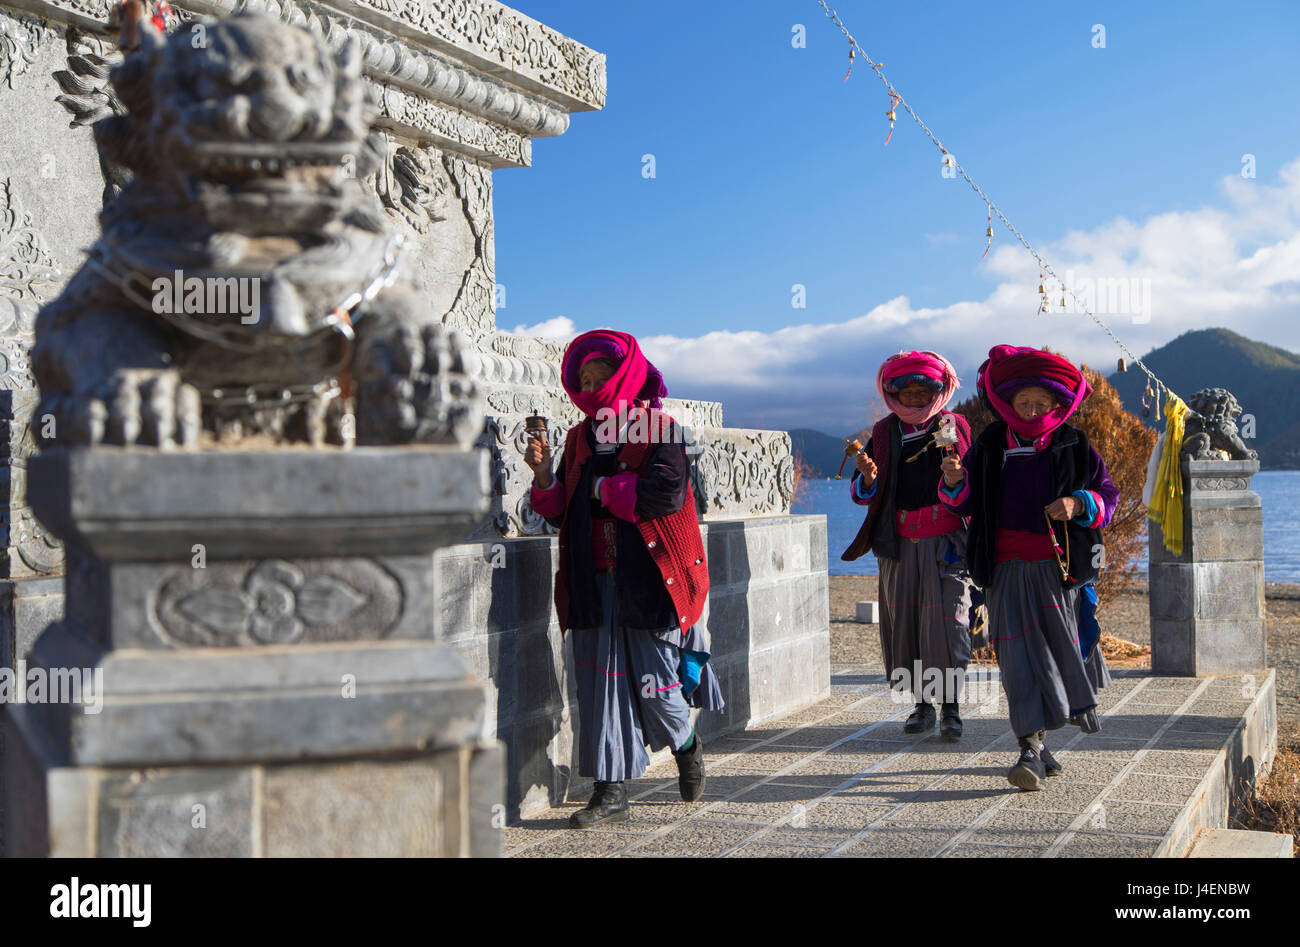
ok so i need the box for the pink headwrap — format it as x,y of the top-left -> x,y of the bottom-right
876,351 -> 960,426
976,344 -> 1092,447
561,329 -> 667,419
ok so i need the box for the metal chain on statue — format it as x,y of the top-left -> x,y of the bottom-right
83,233 -> 407,409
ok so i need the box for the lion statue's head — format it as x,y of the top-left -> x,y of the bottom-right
96,15 -> 381,230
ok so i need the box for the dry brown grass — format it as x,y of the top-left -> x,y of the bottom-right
1099,633 -> 1150,667
970,634 -> 1149,667
790,451 -> 818,509
1231,725 -> 1300,852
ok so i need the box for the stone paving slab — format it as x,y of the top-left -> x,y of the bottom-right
504,665 -> 1273,858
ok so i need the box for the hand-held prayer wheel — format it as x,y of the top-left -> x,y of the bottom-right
524,415 -> 547,440
934,415 -> 959,456
835,437 -> 865,480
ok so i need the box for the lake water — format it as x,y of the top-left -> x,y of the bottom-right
792,470 -> 1300,584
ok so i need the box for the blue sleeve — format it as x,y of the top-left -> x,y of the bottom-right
1071,489 -> 1098,525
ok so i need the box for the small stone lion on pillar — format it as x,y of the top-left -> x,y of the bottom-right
33,14 -> 481,449
1181,387 -> 1258,461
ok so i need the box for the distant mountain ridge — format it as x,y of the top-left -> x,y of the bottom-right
1105,328 -> 1300,469
789,429 -> 850,479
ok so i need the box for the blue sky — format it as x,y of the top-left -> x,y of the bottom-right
493,1 -> 1300,434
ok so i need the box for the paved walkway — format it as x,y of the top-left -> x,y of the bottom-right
504,663 -> 1256,857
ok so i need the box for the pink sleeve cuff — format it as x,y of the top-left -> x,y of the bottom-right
599,472 -> 640,523
849,472 -> 876,506
1084,489 -> 1106,529
529,478 -> 566,519
938,477 -> 969,507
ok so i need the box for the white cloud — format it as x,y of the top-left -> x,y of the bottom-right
510,315 -> 578,339
625,156 -> 1300,434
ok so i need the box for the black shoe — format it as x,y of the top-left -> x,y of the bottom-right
1008,747 -> 1046,791
1041,746 -> 1062,777
1069,709 -> 1101,734
673,733 -> 706,802
569,781 -> 630,829
903,702 -> 936,734
940,703 -> 962,741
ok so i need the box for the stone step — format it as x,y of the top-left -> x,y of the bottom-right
1188,827 -> 1294,858
504,664 -> 1279,858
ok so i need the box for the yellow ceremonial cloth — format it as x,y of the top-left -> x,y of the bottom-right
1147,392 -> 1188,556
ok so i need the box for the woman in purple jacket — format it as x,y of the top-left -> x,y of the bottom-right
938,345 -> 1118,791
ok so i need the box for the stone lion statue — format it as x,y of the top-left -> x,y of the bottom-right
33,14 -> 481,448
1181,387 -> 1258,461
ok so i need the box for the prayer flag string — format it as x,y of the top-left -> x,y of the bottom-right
814,0 -> 1177,405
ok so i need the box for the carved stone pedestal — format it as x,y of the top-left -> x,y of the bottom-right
3,446 -> 502,856
1149,459 -> 1267,676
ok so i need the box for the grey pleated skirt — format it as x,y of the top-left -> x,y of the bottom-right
877,528 -> 974,703
570,572 -> 725,782
987,558 -> 1108,738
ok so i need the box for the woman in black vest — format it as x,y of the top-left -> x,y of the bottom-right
937,345 -> 1118,790
842,351 -> 974,739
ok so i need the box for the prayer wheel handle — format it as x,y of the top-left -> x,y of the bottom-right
835,437 -> 865,480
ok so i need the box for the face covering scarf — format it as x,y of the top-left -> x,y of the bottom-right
561,329 -> 667,420
876,350 -> 960,426
977,344 -> 1092,447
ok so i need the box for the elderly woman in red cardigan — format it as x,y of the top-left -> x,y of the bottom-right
524,329 -> 723,828
842,351 -> 975,739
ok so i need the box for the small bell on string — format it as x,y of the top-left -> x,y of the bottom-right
1059,295 -> 1067,310
1037,282 -> 1047,294
943,154 -> 956,169
1042,298 -> 1052,313
884,92 -> 900,145
1117,357 -> 1127,373
985,225 -> 994,238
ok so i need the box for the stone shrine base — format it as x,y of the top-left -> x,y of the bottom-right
504,665 -> 1279,858
3,720 -> 502,857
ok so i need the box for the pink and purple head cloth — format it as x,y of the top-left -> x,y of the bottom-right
876,351 -> 960,426
561,329 -> 667,418
976,344 -> 1092,444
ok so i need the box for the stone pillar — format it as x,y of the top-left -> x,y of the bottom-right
3,447 -> 501,856
0,0 -> 608,850
1149,459 -> 1266,676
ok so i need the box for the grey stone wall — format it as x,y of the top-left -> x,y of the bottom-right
438,513 -> 831,819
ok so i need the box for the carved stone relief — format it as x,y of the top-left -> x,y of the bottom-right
0,10 -> 50,89
373,139 -> 452,233
440,151 -> 496,346
150,558 -> 405,647
1,175 -> 64,578
1192,477 -> 1250,492
337,0 -> 605,110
